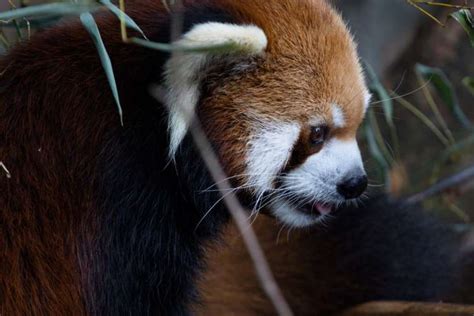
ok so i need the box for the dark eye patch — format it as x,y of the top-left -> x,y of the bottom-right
310,125 -> 329,146
282,125 -> 329,172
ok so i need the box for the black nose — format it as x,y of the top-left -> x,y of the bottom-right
337,175 -> 368,199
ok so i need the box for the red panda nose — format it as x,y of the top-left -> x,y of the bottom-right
337,175 -> 368,199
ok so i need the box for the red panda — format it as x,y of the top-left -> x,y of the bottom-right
0,0 -> 370,314
196,197 -> 474,315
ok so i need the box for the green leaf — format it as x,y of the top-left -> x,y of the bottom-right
130,37 -> 250,53
99,0 -> 148,39
0,16 -> 61,29
0,3 -> 99,21
462,77 -> 474,96
450,9 -> 474,47
363,111 -> 389,171
415,63 -> 472,129
364,62 -> 394,128
80,12 -> 123,126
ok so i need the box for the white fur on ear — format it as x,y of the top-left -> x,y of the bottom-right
164,22 -> 268,158
363,90 -> 372,113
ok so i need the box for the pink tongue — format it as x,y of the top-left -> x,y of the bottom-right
314,203 -> 332,215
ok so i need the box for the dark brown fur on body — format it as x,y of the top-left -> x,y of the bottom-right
1,0 -> 369,314
197,198 -> 474,315
1,2 -> 187,314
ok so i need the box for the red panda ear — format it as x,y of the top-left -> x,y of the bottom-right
163,22 -> 268,159
363,90 -> 372,114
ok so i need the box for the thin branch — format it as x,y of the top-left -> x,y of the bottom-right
406,164 -> 474,204
407,0 -> 445,26
393,93 -> 451,147
416,73 -> 455,145
412,1 -> 474,9
152,1 -> 293,314
151,87 -> 293,316
118,0 -> 127,42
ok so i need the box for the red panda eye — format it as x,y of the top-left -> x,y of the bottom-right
310,126 -> 328,146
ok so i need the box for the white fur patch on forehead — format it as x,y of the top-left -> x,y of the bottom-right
331,104 -> 346,128
164,23 -> 268,158
246,122 -> 301,194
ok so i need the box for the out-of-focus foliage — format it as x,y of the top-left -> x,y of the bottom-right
366,61 -> 473,220
451,8 -> 474,46
416,63 -> 472,129
407,0 -> 474,46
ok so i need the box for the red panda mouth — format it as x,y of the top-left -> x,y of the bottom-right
299,202 -> 334,216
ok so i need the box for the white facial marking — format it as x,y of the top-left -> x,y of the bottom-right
272,138 -> 365,227
331,104 -> 346,128
363,90 -> 372,113
290,138 -> 364,199
271,199 -> 322,227
246,122 -> 301,194
164,23 -> 268,158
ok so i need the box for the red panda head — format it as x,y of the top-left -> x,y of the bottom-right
165,0 -> 370,227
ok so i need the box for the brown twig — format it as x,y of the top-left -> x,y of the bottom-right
151,87 -> 293,316
186,114 -> 293,316
406,164 -> 474,204
406,0 -> 474,26
151,2 -> 293,314
340,301 -> 474,316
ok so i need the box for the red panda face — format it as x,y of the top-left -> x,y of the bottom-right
164,0 -> 370,227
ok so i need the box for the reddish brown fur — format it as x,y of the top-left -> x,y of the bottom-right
195,217 -> 326,316
0,0 -> 365,313
199,0 -> 367,182
195,213 -> 474,316
0,2 -> 171,314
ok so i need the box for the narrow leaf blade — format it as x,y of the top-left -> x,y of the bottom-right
0,3 -> 99,21
462,77 -> 474,96
80,12 -> 123,125
364,62 -> 394,128
415,63 -> 472,129
363,112 -> 389,171
450,9 -> 474,47
99,0 -> 148,39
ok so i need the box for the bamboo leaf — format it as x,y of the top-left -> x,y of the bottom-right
0,16 -> 61,29
0,3 -> 99,21
363,111 -> 389,171
99,0 -> 148,39
462,77 -> 474,96
393,92 -> 451,147
415,63 -> 472,129
450,9 -> 474,47
364,62 -> 394,128
80,12 -> 123,126
130,37 -> 256,53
